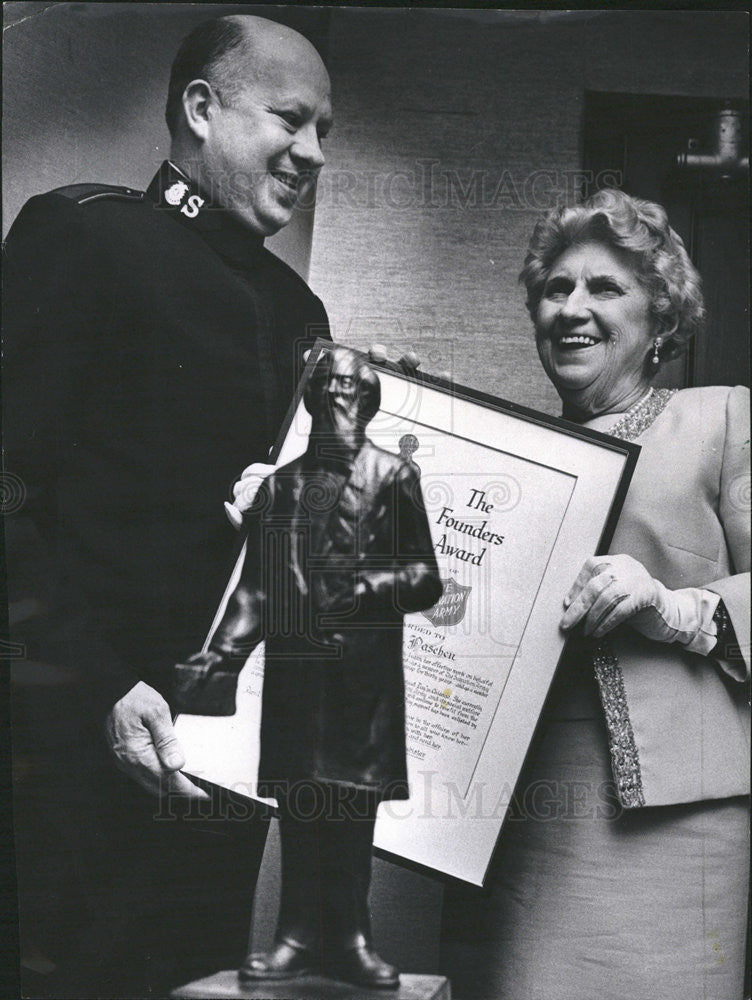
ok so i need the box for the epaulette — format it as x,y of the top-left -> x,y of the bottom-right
50,183 -> 144,205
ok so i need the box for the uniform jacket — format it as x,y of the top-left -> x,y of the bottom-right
587,386 -> 750,807
3,161 -> 330,715
201,439 -> 443,800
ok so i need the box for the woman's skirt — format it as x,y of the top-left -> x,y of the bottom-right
440,670 -> 749,1000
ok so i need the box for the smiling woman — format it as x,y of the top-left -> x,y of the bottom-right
441,189 -> 749,1000
520,188 -> 704,421
534,242 -> 658,416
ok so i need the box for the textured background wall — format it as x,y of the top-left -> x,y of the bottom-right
309,8 -> 748,413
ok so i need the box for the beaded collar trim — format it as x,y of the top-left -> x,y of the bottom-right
606,387 -> 677,442
588,387 -> 677,808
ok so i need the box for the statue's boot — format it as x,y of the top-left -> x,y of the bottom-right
326,934 -> 400,990
318,792 -> 400,989
238,938 -> 317,982
239,796 -> 322,981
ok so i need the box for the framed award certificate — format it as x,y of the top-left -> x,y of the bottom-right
175,340 -> 639,886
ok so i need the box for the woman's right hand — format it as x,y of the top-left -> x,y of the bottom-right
560,554 -> 719,655
224,462 -> 276,530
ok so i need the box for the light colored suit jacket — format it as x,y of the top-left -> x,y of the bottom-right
589,386 -> 749,807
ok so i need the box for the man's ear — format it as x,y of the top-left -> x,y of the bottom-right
181,80 -> 217,143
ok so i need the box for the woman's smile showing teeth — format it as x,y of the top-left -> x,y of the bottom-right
556,334 -> 600,349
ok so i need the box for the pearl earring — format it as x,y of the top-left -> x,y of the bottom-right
652,336 -> 662,365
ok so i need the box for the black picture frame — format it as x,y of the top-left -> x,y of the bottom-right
175,339 -> 640,886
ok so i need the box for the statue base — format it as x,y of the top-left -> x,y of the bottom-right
171,971 -> 450,999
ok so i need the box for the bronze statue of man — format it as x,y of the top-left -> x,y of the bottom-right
174,345 -> 442,988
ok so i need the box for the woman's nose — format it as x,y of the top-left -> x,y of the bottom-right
559,284 -> 590,322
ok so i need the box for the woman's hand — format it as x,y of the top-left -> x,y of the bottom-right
561,554 -> 719,653
224,462 -> 276,530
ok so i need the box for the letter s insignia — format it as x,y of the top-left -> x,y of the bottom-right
181,194 -> 205,218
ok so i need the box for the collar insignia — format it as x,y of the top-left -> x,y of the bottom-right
164,180 -> 189,206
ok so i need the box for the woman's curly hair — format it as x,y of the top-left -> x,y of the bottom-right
519,189 -> 705,358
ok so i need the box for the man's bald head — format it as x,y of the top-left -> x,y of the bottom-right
166,15 -> 327,137
166,14 -> 331,235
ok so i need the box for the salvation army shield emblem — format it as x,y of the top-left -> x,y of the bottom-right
421,577 -> 472,627
164,180 -> 189,206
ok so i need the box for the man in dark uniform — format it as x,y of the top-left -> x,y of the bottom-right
174,346 -> 442,987
3,15 -> 332,996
